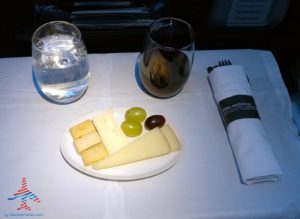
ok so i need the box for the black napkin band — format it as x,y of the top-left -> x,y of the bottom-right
218,95 -> 260,127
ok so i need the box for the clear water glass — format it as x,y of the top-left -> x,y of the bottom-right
139,17 -> 194,98
32,21 -> 90,104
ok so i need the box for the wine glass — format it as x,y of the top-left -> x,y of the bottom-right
139,17 -> 195,98
32,21 -> 90,104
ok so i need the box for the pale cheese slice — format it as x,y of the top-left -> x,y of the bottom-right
69,119 -> 96,139
160,124 -> 181,152
81,143 -> 108,166
92,109 -> 128,155
74,131 -> 101,153
92,127 -> 170,170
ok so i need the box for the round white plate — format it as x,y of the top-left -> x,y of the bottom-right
60,108 -> 181,181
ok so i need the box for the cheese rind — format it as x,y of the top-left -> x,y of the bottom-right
160,124 -> 181,152
74,131 -> 102,153
81,143 -> 108,166
93,109 -> 128,154
69,119 -> 96,139
92,127 -> 170,170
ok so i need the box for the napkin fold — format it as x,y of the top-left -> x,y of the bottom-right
208,65 -> 282,184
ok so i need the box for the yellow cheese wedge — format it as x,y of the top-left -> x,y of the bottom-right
81,143 -> 108,166
92,109 -> 128,155
92,127 -> 170,170
69,119 -> 96,139
74,131 -> 102,153
160,124 -> 181,152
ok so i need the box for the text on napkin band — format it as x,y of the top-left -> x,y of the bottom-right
218,95 -> 260,126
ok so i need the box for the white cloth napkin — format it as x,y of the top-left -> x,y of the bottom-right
208,65 -> 282,184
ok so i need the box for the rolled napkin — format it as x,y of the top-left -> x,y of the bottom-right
208,65 -> 282,184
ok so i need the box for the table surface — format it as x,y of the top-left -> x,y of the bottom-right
1,50 -> 300,219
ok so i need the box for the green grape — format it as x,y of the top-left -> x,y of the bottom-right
121,120 -> 142,137
125,107 -> 147,123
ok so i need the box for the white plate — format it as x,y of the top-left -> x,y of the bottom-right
60,108 -> 181,181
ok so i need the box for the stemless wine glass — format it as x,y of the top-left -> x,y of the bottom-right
32,21 -> 90,104
139,17 -> 195,98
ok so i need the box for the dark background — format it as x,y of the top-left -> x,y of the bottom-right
1,0 -> 299,93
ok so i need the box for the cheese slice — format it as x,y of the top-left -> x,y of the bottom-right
160,124 -> 181,152
69,119 -> 96,139
81,143 -> 108,166
92,127 -> 170,170
92,109 -> 128,154
74,131 -> 102,153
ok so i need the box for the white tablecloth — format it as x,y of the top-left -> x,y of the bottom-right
1,50 -> 300,219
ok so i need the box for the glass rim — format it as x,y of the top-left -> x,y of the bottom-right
31,21 -> 82,55
148,17 -> 195,51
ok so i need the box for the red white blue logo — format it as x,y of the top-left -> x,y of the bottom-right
8,177 -> 41,211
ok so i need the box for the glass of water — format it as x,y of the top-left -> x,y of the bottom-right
32,21 -> 90,104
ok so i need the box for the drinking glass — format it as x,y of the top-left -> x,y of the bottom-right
139,17 -> 194,98
32,21 -> 90,104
